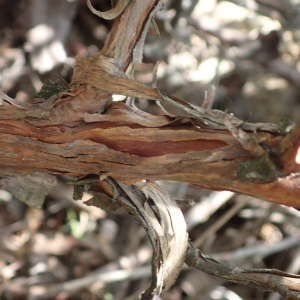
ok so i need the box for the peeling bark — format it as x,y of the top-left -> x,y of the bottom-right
0,0 -> 299,208
1,1 -> 300,299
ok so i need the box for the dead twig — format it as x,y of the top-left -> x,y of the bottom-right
186,245 -> 300,300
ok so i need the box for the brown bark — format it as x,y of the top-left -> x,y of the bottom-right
0,0 -> 299,207
186,245 -> 300,300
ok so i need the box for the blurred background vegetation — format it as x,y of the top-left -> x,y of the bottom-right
1,0 -> 300,299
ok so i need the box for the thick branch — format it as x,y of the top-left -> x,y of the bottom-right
0,0 -> 299,208
0,90 -> 299,206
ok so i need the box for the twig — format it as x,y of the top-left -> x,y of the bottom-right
185,191 -> 235,231
194,196 -> 249,247
211,232 -> 300,263
185,245 -> 300,300
30,265 -> 152,299
201,85 -> 216,109
266,246 -> 300,300
0,91 -> 28,110
21,245 -> 152,299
